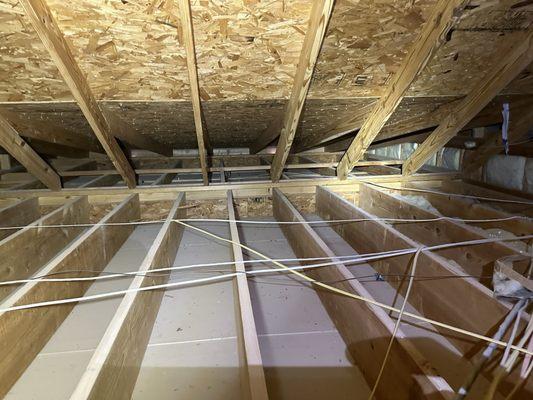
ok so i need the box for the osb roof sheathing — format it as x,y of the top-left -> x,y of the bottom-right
0,0 -> 531,103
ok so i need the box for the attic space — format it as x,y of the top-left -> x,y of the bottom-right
0,0 -> 532,399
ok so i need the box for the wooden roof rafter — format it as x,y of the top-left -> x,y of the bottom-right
268,0 -> 335,182
0,113 -> 61,190
403,29 -> 533,176
178,0 -> 211,186
18,0 -> 137,188
335,0 -> 469,180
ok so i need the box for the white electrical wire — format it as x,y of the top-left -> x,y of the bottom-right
1,226 -> 533,359
365,181 -> 533,206
0,248 -> 416,285
0,214 -> 527,232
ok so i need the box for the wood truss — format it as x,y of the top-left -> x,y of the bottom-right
0,176 -> 531,398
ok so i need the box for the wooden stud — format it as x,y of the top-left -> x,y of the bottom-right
0,194 -> 139,398
272,188 -> 454,400
70,193 -> 184,400
336,0 -> 468,179
0,196 -> 89,302
0,198 -> 40,241
0,113 -> 61,190
178,0 -> 210,186
268,0 -> 334,182
403,30 -> 533,176
19,0 -> 137,188
227,190 -> 269,400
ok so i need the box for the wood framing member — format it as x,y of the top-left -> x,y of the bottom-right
71,193 -> 184,400
402,182 -> 533,237
315,186 -> 514,355
0,172 -> 460,204
0,196 -> 89,302
227,190 -> 269,400
267,0 -> 334,182
150,161 -> 181,186
0,198 -> 40,241
403,30 -> 533,176
358,183 -> 520,287
272,188 -> 453,400
298,155 -> 336,176
439,180 -> 533,217
19,0 -> 137,188
0,194 -> 139,398
9,160 -> 97,191
336,0 -> 468,179
79,175 -> 122,188
178,0 -> 210,186
51,160 -> 400,178
0,113 -> 61,190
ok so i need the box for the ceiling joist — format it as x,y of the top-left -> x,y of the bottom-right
403,30 -> 533,176
0,113 -> 61,190
269,0 -> 335,182
336,0 -> 469,180
178,0 -> 211,186
19,0 -> 137,188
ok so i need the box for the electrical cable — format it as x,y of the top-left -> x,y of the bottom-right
367,247 -> 421,399
0,214 -> 528,232
364,181 -> 533,206
0,223 -> 532,361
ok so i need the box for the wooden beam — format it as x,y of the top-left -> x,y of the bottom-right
272,188 -> 453,400
440,180 -> 533,217
9,160 -> 96,190
358,183 -> 520,287
19,0 -> 137,188
150,161 -> 181,186
0,198 -> 40,241
402,182 -> 533,237
0,171 -> 460,203
315,186 -> 514,355
297,155 -> 336,176
70,193 -> 184,400
0,196 -> 89,302
178,0 -> 210,186
268,0 -> 334,182
52,160 -> 400,178
227,190 -> 269,400
336,0 -> 468,179
403,31 -> 533,176
0,194 -> 139,398
326,185 -> 533,394
79,174 -> 122,188
0,109 -> 102,153
0,113 -> 61,190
